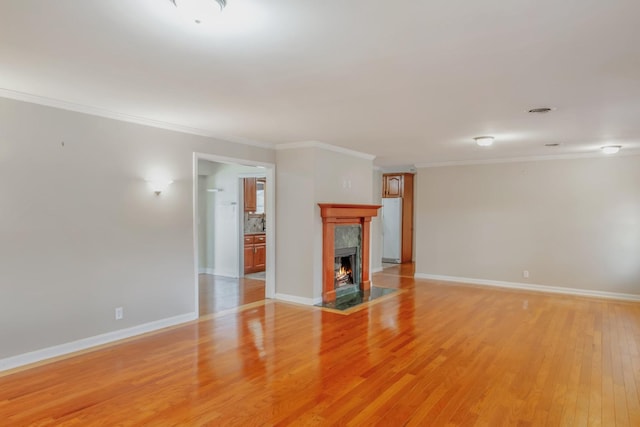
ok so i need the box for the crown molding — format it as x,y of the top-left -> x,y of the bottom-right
275,141 -> 376,161
415,150 -> 640,168
378,165 -> 417,173
0,88 -> 275,150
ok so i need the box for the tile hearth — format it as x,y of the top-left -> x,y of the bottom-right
315,286 -> 396,311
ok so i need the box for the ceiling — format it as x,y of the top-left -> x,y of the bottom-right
1,0 -> 639,167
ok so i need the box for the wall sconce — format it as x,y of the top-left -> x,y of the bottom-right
147,179 -> 174,196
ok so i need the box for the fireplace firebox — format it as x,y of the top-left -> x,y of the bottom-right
334,246 -> 359,290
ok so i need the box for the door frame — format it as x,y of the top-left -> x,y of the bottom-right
193,153 -> 276,316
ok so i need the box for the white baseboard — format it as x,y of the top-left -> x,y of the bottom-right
274,293 -> 318,306
214,269 -> 239,278
372,267 -> 383,273
198,268 -> 238,278
0,312 -> 197,372
414,273 -> 640,302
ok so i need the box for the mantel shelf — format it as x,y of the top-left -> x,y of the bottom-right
318,203 -> 382,220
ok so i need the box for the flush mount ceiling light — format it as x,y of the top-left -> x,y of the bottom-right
474,136 -> 494,147
170,0 -> 227,24
601,145 -> 621,154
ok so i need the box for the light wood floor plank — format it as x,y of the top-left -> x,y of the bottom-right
1,264 -> 639,425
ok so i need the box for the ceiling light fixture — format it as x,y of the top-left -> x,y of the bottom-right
601,145 -> 621,154
170,0 -> 227,24
474,136 -> 494,147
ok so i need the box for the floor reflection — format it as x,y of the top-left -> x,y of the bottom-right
199,274 -> 265,316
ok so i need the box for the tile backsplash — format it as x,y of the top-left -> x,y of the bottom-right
244,213 -> 266,234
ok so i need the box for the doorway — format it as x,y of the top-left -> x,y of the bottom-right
193,153 -> 275,317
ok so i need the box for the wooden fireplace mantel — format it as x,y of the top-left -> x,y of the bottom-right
319,203 -> 381,303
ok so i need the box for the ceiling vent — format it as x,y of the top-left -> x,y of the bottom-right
528,107 -> 553,114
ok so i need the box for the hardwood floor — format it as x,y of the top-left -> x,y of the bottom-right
199,274 -> 265,316
2,265 -> 639,425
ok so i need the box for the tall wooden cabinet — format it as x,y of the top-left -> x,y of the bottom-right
243,178 -> 257,212
382,173 -> 414,263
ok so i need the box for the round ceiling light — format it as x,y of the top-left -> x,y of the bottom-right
474,136 -> 494,147
528,107 -> 553,114
170,0 -> 227,24
601,145 -> 621,154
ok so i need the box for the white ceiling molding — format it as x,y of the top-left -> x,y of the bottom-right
415,150 -> 640,168
0,88 -> 275,150
379,165 -> 417,173
275,141 -> 376,161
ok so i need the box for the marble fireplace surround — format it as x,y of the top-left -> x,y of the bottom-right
318,203 -> 381,303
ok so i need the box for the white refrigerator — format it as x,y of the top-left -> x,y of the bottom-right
382,198 -> 402,263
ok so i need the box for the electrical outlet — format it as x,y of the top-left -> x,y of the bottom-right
115,307 -> 124,320
523,270 -> 529,279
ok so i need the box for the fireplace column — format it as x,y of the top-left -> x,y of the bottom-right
322,219 -> 336,302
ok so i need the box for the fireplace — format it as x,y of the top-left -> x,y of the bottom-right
319,203 -> 381,303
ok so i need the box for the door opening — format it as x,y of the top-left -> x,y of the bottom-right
193,154 -> 275,317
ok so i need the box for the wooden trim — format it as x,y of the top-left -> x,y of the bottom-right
322,221 -> 336,303
401,173 -> 414,263
318,204 -> 382,219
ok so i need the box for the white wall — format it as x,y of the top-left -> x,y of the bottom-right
275,148 -> 316,300
371,169 -> 383,272
0,97 -> 274,362
276,145 -> 375,303
415,156 -> 640,295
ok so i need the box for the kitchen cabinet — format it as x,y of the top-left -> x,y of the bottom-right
244,233 -> 266,274
244,178 -> 257,212
382,174 -> 403,198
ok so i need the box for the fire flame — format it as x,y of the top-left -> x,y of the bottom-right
336,265 -> 353,286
